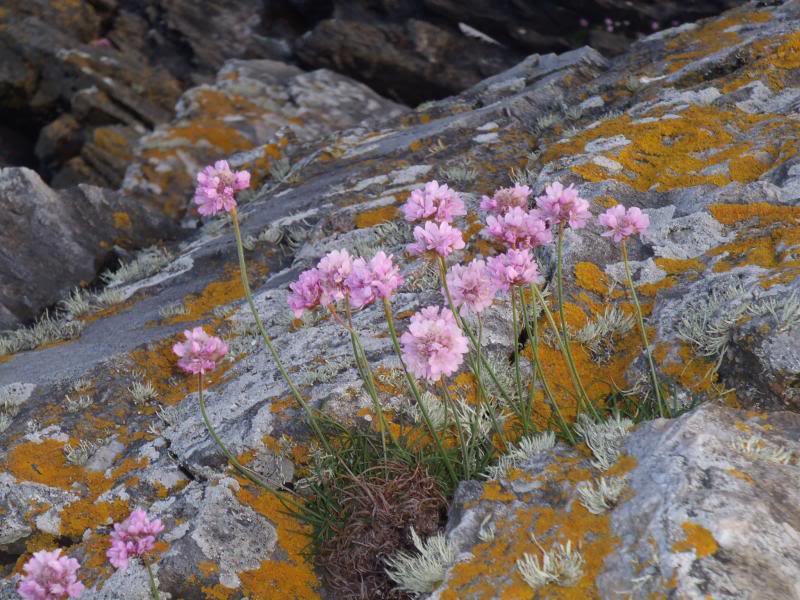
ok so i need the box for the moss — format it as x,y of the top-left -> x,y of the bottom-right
672,522 -> 718,558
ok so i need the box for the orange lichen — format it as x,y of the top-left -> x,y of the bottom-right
59,498 -> 130,538
235,487 -> 319,599
672,522 -> 718,558
547,106 -> 800,193
654,257 -> 705,275
353,205 -> 398,228
168,268 -> 246,324
574,262 -> 608,295
112,212 -> 132,230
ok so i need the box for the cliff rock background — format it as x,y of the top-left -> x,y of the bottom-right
2,0 -> 800,598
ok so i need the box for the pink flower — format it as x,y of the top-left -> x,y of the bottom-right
400,306 -> 468,382
172,327 -> 228,375
479,184 -> 531,215
346,251 -> 404,309
445,259 -> 496,314
107,509 -> 165,570
317,249 -> 354,305
288,268 -> 324,317
17,550 -> 84,600
488,249 -> 541,291
483,206 -> 552,249
193,160 -> 251,216
598,204 -> 650,242
407,221 -> 466,257
402,181 -> 466,224
535,182 -> 592,230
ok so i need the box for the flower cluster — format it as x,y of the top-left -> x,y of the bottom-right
488,249 -> 540,290
17,550 -> 84,600
483,206 -> 551,249
288,249 -> 403,317
107,509 -> 165,570
535,182 -> 591,230
480,184 -> 531,215
173,327 -> 229,375
445,259 -> 496,315
598,204 -> 650,242
407,220 -> 466,257
400,306 -> 468,382
193,160 -> 250,216
402,180 -> 465,223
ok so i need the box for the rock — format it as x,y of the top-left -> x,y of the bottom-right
434,404 -> 800,598
295,18 -> 522,104
2,1 -> 800,597
0,167 -> 165,328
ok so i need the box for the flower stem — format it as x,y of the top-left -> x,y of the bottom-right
621,241 -> 667,418
145,560 -> 160,600
510,287 -> 529,434
382,298 -> 458,485
343,297 -> 390,463
519,290 -> 576,444
230,208 -> 335,455
553,230 -> 600,420
475,316 -> 509,450
439,379 -> 470,480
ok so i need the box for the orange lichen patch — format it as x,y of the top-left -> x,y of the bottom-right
706,203 -> 800,282
59,498 -> 130,538
130,331 -> 232,405
113,211 -> 132,230
168,269 -> 246,324
723,31 -> 800,93
637,276 -> 677,297
574,262 -> 609,295
236,487 -> 320,599
546,106 -> 800,193
672,522 -> 718,558
442,456 -> 619,599
198,561 -> 220,578
202,584 -> 235,600
7,439 -> 108,490
654,257 -> 705,275
409,140 -> 423,152
726,468 -> 755,485
657,343 -> 719,395
353,205 -> 397,228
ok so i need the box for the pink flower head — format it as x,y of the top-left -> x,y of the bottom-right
402,181 -> 466,224
17,550 -> 84,600
317,249 -> 354,306
488,249 -> 541,291
480,184 -> 531,215
483,206 -> 552,249
535,182 -> 591,230
407,221 -> 466,258
193,160 -> 251,216
598,204 -> 650,242
288,268 -> 324,317
172,327 -> 228,375
445,259 -> 496,315
107,509 -> 165,570
400,306 -> 468,382
346,251 -> 404,309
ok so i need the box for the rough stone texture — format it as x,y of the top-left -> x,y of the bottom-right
435,404 -> 800,598
2,1 -> 800,597
0,167 -> 165,328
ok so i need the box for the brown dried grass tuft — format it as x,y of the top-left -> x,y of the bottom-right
316,461 -> 447,599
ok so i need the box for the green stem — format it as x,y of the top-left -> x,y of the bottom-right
145,560 -> 160,600
230,208 -> 335,455
440,379 -> 470,481
382,299 -> 458,485
510,288 -> 528,434
343,298 -> 390,462
553,230 -> 600,420
437,256 -> 514,407
475,316 -> 508,449
621,241 -> 667,418
520,290 -> 576,444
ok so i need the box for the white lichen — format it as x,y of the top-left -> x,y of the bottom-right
516,538 -> 584,590
101,247 -> 172,288
577,476 -> 626,514
0,311 -> 84,356
575,306 -> 634,362
384,528 -> 459,596
573,413 -> 633,471
438,161 -> 478,186
60,287 -> 93,319
129,379 -> 158,404
158,302 -> 188,319
484,431 -> 556,479
733,435 -> 794,465
64,393 -> 93,413
63,439 -> 97,466
92,287 -> 128,309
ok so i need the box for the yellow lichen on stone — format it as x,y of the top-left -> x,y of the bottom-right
574,262 -> 609,295
672,522 -> 718,558
353,205 -> 398,228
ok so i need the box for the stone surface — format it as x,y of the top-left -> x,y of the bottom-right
434,404 -> 800,598
0,167 -> 165,328
2,1 -> 800,598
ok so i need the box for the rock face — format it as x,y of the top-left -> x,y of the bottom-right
0,167 -> 165,329
2,1 -> 800,598
437,404 -> 800,599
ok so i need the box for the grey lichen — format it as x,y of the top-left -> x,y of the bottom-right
576,476 -> 626,514
100,246 -> 172,288
733,435 -> 794,465
574,414 -> 634,471
0,311 -> 84,356
516,538 -> 584,590
384,528 -> 460,597
484,431 -> 556,479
